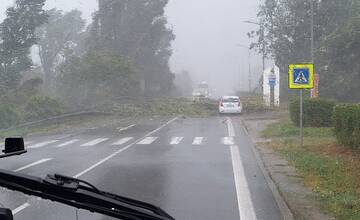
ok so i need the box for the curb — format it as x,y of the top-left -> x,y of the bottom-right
240,118 -> 295,220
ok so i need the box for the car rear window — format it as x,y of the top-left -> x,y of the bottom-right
223,98 -> 239,103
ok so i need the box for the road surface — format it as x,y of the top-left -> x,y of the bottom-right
0,116 -> 283,220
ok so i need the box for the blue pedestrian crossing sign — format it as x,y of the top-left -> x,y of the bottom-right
289,64 -> 314,89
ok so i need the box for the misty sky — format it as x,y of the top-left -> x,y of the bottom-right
0,0 -> 264,96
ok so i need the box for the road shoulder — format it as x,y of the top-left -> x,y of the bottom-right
242,112 -> 333,220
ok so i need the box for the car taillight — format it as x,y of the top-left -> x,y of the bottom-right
238,101 -> 241,107
220,101 -> 224,107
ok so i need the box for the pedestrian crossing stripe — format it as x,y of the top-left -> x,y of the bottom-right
137,137 -> 158,145
56,139 -> 80,148
112,137 -> 133,146
192,137 -> 204,145
28,140 -> 59,149
24,136 -> 238,148
170,137 -> 184,145
81,138 -> 109,147
222,137 -> 235,145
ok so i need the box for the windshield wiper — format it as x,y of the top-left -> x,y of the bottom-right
0,169 -> 175,220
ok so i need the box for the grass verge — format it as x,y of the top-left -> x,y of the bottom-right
263,119 -> 360,220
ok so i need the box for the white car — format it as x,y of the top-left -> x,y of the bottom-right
219,96 -> 243,114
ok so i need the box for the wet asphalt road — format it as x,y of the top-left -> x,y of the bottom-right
0,116 -> 283,220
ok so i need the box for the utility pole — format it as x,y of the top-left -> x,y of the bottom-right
310,0 -> 315,64
248,48 -> 252,93
298,1 -> 315,147
261,25 -> 266,75
236,44 -> 252,93
244,20 -> 266,94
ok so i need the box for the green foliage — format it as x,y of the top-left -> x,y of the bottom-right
106,98 -> 216,118
241,95 -> 269,113
264,119 -> 360,219
280,148 -> 360,220
92,0 -> 175,95
290,98 -> 336,127
0,0 -> 48,92
0,105 -> 20,129
333,104 -> 360,149
252,0 -> 360,102
56,50 -> 138,107
25,96 -> 63,121
37,9 -> 86,91
263,120 -> 333,138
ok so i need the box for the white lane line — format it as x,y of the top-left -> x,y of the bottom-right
192,137 -> 204,145
111,137 -> 133,146
73,117 -> 178,179
222,137 -> 235,145
170,137 -> 184,145
12,202 -> 30,215
137,137 -> 158,145
81,138 -> 109,147
56,139 -> 80,148
118,124 -> 136,132
28,140 -> 58,149
14,158 -> 52,172
227,117 -> 257,220
227,117 -> 236,137
230,146 -> 258,220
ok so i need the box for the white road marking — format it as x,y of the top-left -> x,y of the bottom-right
12,203 -> 30,215
14,158 -> 52,172
227,117 -> 257,220
137,137 -> 158,145
81,138 -> 109,147
170,137 -> 184,145
56,139 -> 80,148
227,117 -> 236,137
230,146 -> 258,220
118,124 -> 136,132
222,137 -> 235,145
111,137 -> 133,146
73,117 -> 178,178
192,137 -> 204,145
28,140 -> 58,149
24,141 -> 33,145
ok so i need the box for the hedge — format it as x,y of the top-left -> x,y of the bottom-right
290,97 -> 336,127
25,96 -> 64,121
0,105 -> 20,129
333,104 -> 360,149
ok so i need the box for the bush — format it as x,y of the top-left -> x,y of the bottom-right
0,105 -> 20,129
241,95 -> 269,113
333,104 -> 360,149
290,98 -> 336,127
25,96 -> 64,121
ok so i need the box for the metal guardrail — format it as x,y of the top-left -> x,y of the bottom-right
0,111 -> 112,133
0,96 -> 210,133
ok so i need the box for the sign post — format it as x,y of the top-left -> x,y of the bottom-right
310,74 -> 320,98
268,70 -> 277,107
289,64 -> 314,147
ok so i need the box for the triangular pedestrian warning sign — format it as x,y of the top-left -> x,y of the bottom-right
294,71 -> 308,84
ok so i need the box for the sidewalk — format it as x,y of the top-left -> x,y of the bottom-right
242,112 -> 334,220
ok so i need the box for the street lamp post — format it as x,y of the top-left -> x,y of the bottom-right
244,21 -> 265,75
310,0 -> 315,64
237,44 -> 252,93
